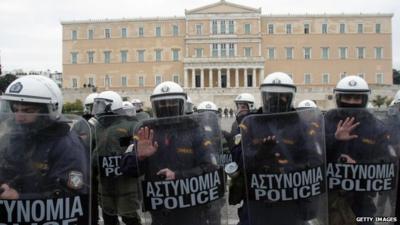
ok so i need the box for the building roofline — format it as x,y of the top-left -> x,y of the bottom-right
261,13 -> 393,18
185,0 -> 261,15
61,16 -> 185,25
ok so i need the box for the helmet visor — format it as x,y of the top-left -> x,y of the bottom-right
262,92 -> 293,114
92,99 -> 113,115
153,99 -> 184,118
336,93 -> 368,108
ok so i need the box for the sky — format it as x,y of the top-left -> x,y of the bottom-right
0,0 -> 399,72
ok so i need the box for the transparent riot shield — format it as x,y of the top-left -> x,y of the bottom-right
241,109 -> 327,225
93,114 -> 142,223
134,112 -> 227,225
325,108 -> 398,225
0,112 -> 91,225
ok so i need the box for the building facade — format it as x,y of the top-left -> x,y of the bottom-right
61,0 -> 393,109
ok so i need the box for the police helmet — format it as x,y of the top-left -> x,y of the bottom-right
150,81 -> 187,118
197,101 -> 218,113
260,72 -> 296,114
185,96 -> 194,114
83,93 -> 99,115
334,75 -> 370,108
122,101 -> 136,116
1,75 -> 63,120
131,99 -> 144,112
92,91 -> 123,115
234,93 -> 255,110
297,100 -> 317,109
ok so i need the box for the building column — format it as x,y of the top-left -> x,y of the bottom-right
259,68 -> 264,85
209,69 -> 213,88
227,68 -> 231,88
244,68 -> 248,87
184,69 -> 188,88
200,68 -> 204,88
235,68 -> 239,88
252,68 -> 256,87
191,69 -> 196,88
218,68 -> 222,88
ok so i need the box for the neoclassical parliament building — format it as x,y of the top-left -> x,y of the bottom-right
61,0 -> 393,109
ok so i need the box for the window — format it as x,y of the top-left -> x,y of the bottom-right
376,73 -> 384,84
139,27 -> 144,37
88,29 -> 94,40
340,72 -> 347,79
286,24 -> 292,34
322,24 -> 328,34
88,77 -> 94,86
304,24 -> 310,34
322,73 -> 330,84
229,43 -> 235,57
212,44 -> 218,57
221,21 -> 226,34
195,48 -> 203,58
121,76 -> 127,87
104,51 -> 111,63
155,49 -> 162,62
121,50 -> 128,63
321,47 -> 329,59
71,52 -> 78,64
229,20 -> 234,34
87,51 -> 94,64
268,48 -> 275,60
104,75 -> 111,87
72,78 -> 77,88
357,47 -> 365,59
375,23 -> 381,33
245,24 -> 251,34
139,76 -> 144,87
357,24 -> 363,33
195,71 -> 201,88
138,50 -> 144,62
268,24 -> 274,34
221,44 -> 226,57
155,75 -> 162,85
358,73 -> 365,79
121,28 -> 127,38
286,47 -> 293,60
375,47 -> 383,59
339,23 -> 346,33
173,75 -> 179,84
304,48 -> 311,60
105,28 -> 111,39
172,49 -> 179,61
196,24 -> 202,35
212,20 -> 218,34
247,70 -> 253,87
339,47 -> 348,59
173,25 -> 179,36
304,74 -> 311,84
244,47 -> 252,57
155,26 -> 161,37
72,30 -> 77,40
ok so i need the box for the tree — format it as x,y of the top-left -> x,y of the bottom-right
62,99 -> 84,114
372,95 -> 387,108
393,69 -> 400,84
0,74 -> 17,94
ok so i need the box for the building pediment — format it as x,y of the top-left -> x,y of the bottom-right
186,0 -> 261,15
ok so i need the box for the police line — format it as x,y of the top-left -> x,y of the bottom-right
142,169 -> 225,211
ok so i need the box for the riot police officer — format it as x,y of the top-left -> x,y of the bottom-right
83,92 -> 99,120
121,81 -> 224,225
325,75 -> 395,225
297,99 -> 317,109
0,75 -> 89,224
230,72 -> 325,225
91,91 -> 142,225
185,96 -> 194,115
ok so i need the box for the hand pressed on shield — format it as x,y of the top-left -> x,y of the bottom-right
338,154 -> 356,164
157,168 -> 176,180
335,117 -> 360,141
0,183 -> 19,199
262,135 -> 278,146
136,127 -> 158,160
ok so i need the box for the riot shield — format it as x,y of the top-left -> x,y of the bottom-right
93,114 -> 142,223
241,109 -> 327,225
325,108 -> 398,225
134,112 -> 227,225
0,112 -> 91,225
